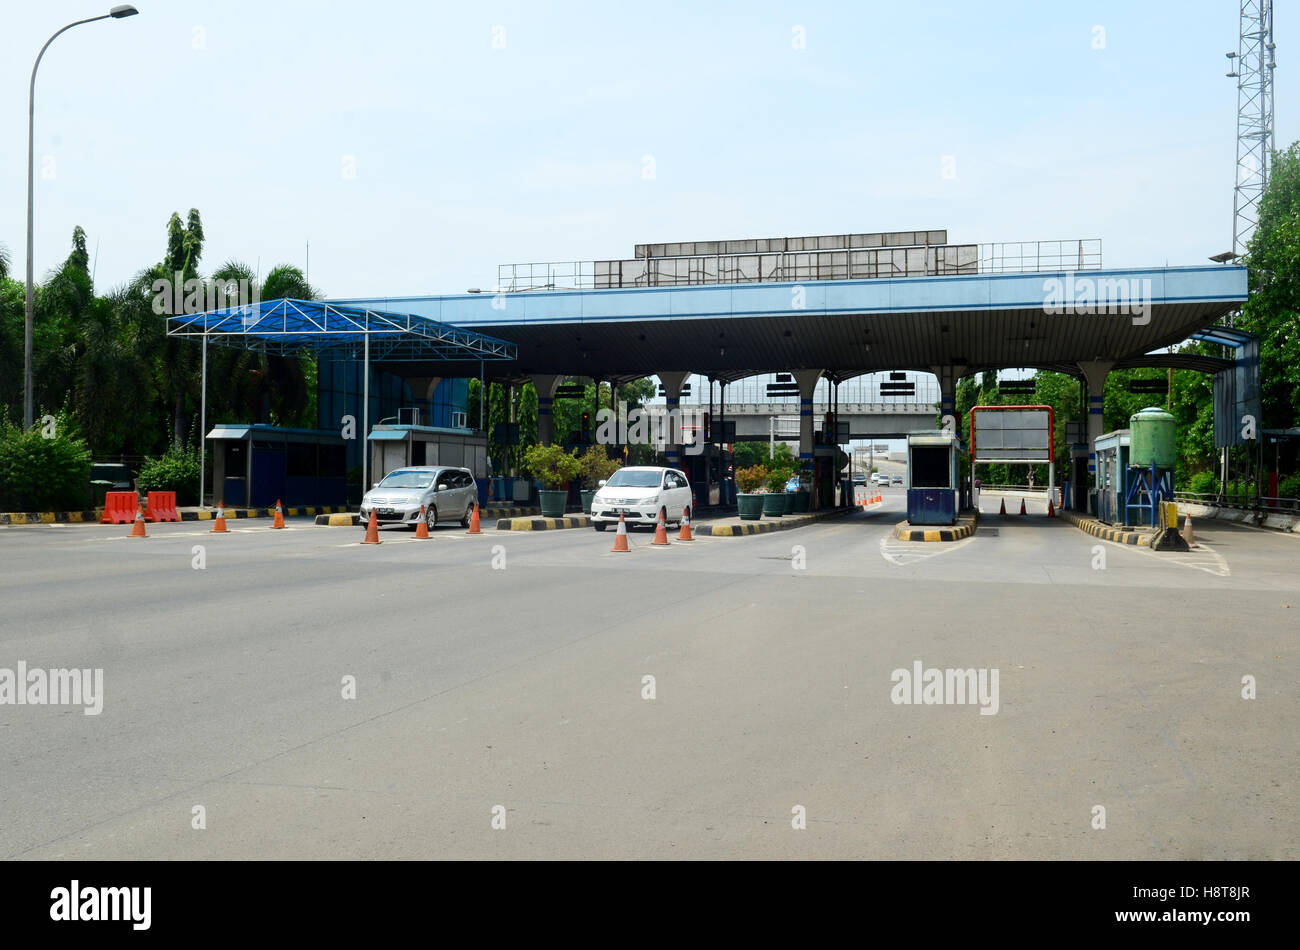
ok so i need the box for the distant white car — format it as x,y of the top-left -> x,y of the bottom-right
590,466 -> 692,531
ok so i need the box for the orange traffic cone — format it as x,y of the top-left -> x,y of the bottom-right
1047,498 -> 1056,518
467,501 -> 482,535
272,499 -> 286,529
611,512 -> 630,552
362,509 -> 381,544
211,500 -> 228,533
653,507 -> 670,545
415,505 -> 430,539
678,506 -> 694,541
130,502 -> 147,538
1182,513 -> 1196,547
1019,498 -> 1027,515
998,498 -> 1006,515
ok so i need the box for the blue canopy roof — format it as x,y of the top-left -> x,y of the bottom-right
167,298 -> 516,362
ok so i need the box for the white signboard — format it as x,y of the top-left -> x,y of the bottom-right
972,409 -> 1051,463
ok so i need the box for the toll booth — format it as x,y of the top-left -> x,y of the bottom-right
367,423 -> 490,505
1094,429 -> 1130,525
906,430 -> 962,525
206,424 -> 347,509
681,443 -> 729,508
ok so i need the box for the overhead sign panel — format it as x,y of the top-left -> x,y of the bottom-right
970,406 -> 1053,463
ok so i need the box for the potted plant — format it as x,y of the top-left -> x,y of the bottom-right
763,467 -> 788,517
735,465 -> 768,521
792,460 -> 812,512
577,445 -> 620,514
523,443 -> 581,517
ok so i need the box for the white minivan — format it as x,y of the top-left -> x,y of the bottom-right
590,466 -> 693,531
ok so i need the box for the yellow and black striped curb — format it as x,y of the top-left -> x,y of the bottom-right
495,515 -> 591,531
0,505 -> 352,525
0,509 -> 98,525
314,507 -> 540,526
695,506 -> 856,537
892,513 -> 979,542
1060,511 -> 1157,547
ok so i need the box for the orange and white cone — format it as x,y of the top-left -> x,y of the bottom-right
652,508 -> 670,545
611,512 -> 630,552
1182,513 -> 1196,547
678,506 -> 694,541
467,501 -> 482,535
1047,498 -> 1056,518
211,500 -> 228,533
362,508 -> 381,544
130,502 -> 147,538
1019,498 -> 1027,516
415,504 -> 430,539
999,498 -> 1006,515
272,499 -> 286,529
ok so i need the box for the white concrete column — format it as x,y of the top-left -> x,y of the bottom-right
530,374 -> 561,445
794,369 -> 824,508
657,371 -> 691,468
1078,361 -> 1113,490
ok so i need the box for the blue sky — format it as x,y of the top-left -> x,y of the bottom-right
1,1 -> 1294,298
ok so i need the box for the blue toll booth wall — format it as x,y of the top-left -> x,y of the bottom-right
206,425 -> 347,509
906,431 -> 962,526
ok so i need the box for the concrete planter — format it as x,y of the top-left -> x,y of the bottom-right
580,490 -> 596,514
762,493 -> 784,517
793,490 -> 810,513
737,494 -> 765,521
539,489 -> 567,518
781,492 -> 795,515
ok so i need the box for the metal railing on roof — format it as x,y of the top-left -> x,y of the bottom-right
496,239 -> 1102,292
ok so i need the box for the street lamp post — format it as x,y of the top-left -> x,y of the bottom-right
24,5 -> 139,429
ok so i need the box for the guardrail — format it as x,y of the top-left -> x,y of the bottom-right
1173,491 -> 1300,514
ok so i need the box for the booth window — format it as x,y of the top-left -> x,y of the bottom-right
910,446 -> 951,488
287,442 -> 315,477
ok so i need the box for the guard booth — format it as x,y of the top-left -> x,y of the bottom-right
1094,429 -> 1131,525
206,425 -> 346,508
681,443 -> 730,508
367,422 -> 489,505
906,430 -> 963,525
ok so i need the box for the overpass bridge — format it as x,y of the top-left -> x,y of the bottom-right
685,402 -> 936,440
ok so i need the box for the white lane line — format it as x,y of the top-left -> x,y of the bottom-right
879,534 -> 974,566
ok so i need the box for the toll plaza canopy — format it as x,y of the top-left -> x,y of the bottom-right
334,265 -> 1248,382
165,297 -> 517,362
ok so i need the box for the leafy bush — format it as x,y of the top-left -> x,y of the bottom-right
523,442 -> 580,489
1186,471 -> 1216,495
137,445 -> 201,505
1278,473 -> 1300,500
766,465 -> 793,493
735,465 -> 768,494
577,444 -> 620,489
0,411 -> 93,511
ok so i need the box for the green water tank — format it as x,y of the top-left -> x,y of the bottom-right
1129,407 -> 1176,469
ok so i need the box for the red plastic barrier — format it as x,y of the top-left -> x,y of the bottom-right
101,491 -> 140,524
145,490 -> 180,522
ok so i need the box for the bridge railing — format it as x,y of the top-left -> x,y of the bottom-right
1174,491 -> 1300,514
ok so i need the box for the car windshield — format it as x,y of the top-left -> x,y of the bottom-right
604,470 -> 662,488
378,470 -> 435,489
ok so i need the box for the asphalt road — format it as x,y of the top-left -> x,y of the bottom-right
1,492 -> 1295,859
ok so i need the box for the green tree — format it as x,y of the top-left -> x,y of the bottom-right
1238,141 -> 1300,429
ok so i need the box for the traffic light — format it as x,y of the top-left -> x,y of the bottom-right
580,411 -> 592,443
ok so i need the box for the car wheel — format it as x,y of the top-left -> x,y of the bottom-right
594,521 -> 606,532
460,503 -> 472,528
426,505 -> 437,529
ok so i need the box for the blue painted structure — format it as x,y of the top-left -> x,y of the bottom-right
906,430 -> 963,526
